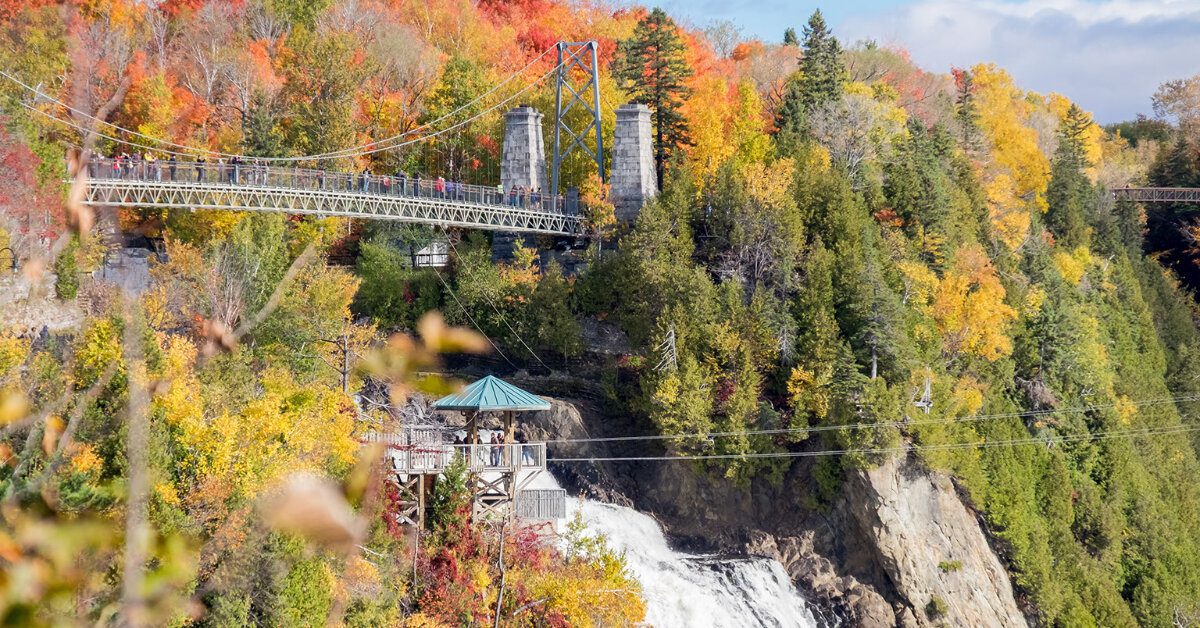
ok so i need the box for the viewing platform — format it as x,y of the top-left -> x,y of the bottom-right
370,376 -> 562,525
362,433 -> 547,475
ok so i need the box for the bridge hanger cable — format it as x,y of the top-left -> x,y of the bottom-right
543,393 -> 1200,444
0,46 -> 557,162
9,60 -> 561,164
438,226 -> 553,372
548,420 -> 1200,462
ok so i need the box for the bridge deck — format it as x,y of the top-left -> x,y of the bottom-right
82,158 -> 585,236
1113,187 -> 1200,203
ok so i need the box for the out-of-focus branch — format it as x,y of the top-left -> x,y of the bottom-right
119,299 -> 151,627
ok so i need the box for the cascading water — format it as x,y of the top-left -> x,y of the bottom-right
527,471 -> 822,627
567,498 -> 821,628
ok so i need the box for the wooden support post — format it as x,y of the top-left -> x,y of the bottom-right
417,473 -> 427,530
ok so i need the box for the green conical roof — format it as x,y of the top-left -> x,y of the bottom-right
433,375 -> 551,412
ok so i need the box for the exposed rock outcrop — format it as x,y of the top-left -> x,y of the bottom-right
520,394 -> 1029,627
843,456 -> 1026,626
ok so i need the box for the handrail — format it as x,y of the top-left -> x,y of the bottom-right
84,157 -> 581,215
387,442 -> 547,474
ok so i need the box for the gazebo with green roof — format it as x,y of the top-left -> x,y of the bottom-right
433,375 -> 552,521
434,375 -> 550,446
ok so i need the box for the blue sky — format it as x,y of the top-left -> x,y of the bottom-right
637,0 -> 1200,122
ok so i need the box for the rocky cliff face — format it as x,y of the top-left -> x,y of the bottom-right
842,456 -> 1026,626
522,396 -> 1030,627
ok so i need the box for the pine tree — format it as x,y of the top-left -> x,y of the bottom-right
1045,105 -> 1094,248
614,8 -> 694,190
952,67 -> 982,148
776,10 -> 845,136
783,27 -> 798,46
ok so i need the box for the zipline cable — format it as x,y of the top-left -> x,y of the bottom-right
438,225 -> 553,372
547,421 -> 1200,462
0,46 -> 557,162
430,264 -> 518,370
543,393 -> 1200,444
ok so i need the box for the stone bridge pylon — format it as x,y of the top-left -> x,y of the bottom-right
492,101 -> 657,259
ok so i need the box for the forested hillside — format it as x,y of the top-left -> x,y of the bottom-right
2,0 -> 1200,626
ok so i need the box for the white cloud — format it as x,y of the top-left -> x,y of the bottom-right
839,0 -> 1200,122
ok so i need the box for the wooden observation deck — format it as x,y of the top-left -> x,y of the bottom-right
367,376 -> 564,527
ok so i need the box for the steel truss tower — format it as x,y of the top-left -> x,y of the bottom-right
551,41 -> 604,200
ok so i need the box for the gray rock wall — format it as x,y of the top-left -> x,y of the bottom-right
844,456 -> 1027,627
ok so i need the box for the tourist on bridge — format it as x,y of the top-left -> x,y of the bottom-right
435,176 -> 445,199
360,168 -> 370,193
508,184 -> 518,206
496,182 -> 504,204
110,156 -> 121,179
413,172 -> 421,196
146,153 -> 159,181
345,171 -> 353,191
167,154 -> 177,181
531,187 -> 540,209
317,168 -> 326,190
196,157 -> 206,182
130,152 -> 142,179
396,171 -> 406,195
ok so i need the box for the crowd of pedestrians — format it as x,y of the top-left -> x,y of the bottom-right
90,153 -> 567,212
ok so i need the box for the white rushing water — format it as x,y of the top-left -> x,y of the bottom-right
526,469 -> 820,627
566,498 -> 821,628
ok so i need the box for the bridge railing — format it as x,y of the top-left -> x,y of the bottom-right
386,442 -> 547,475
85,157 -> 582,216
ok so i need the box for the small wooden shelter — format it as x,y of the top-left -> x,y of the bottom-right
433,376 -> 551,520
374,376 -> 562,527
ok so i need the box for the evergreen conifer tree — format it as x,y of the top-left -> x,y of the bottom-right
614,8 -> 694,190
776,10 -> 845,136
1046,104 -> 1094,248
783,27 -> 798,46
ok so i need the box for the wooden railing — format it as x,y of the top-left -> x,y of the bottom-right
385,442 -> 546,475
516,489 -> 567,520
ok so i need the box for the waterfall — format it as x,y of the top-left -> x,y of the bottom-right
566,498 -> 821,628
528,471 -> 822,627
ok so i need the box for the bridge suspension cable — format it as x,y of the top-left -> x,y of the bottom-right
0,46 -> 558,162
548,420 -> 1200,462
543,393 -> 1200,444
12,60 -> 561,166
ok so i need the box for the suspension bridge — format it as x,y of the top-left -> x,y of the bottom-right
3,41 -> 657,240
82,157 -> 586,236
1113,187 -> 1200,203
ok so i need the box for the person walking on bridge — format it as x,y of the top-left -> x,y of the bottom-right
413,172 -> 422,196
196,157 -> 206,182
396,171 -> 406,195
168,154 -> 177,181
435,176 -> 445,199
